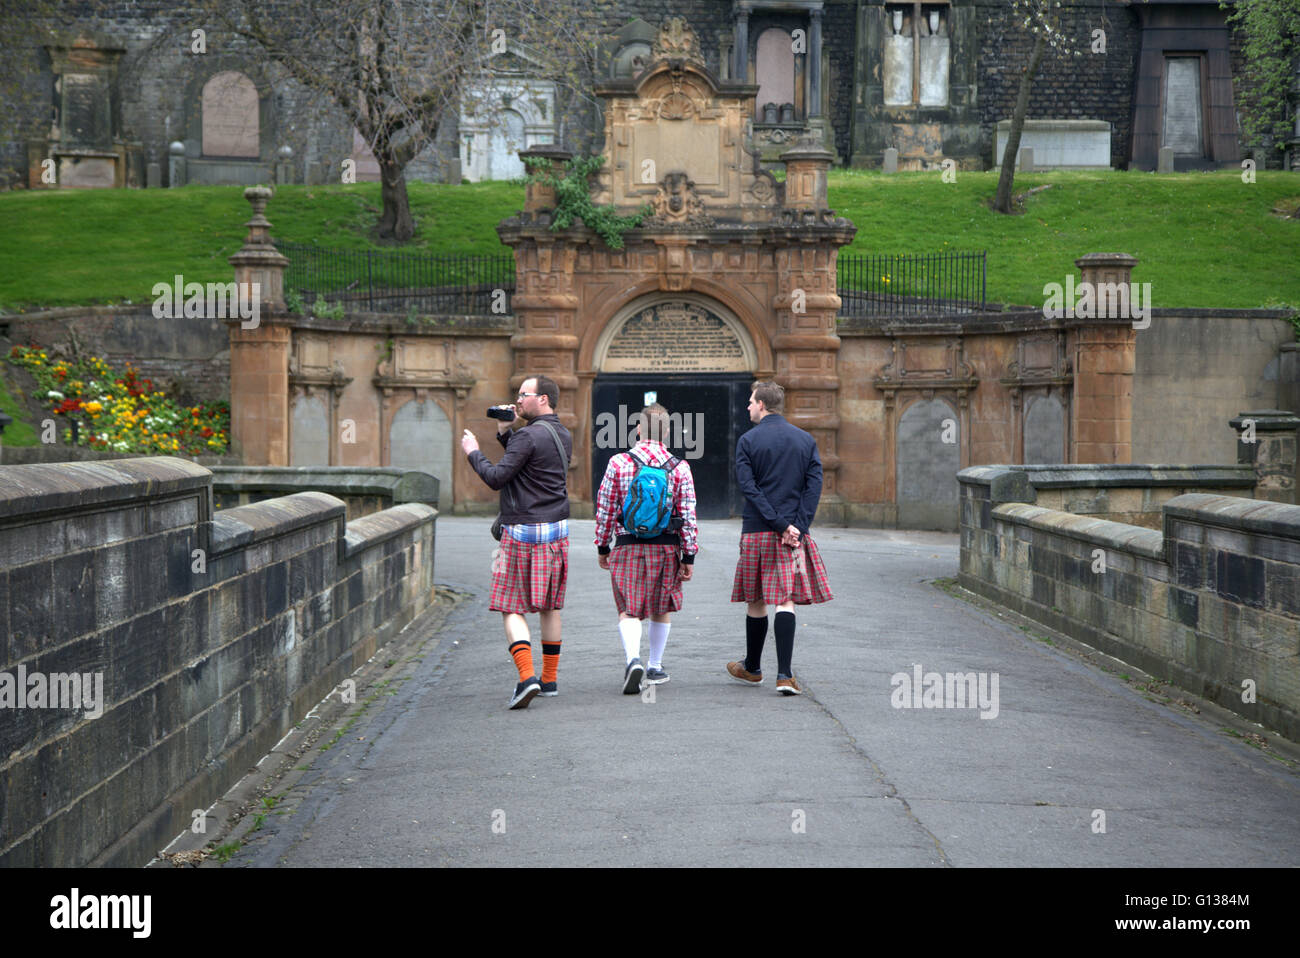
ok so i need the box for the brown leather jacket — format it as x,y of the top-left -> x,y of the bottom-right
468,413 -> 572,524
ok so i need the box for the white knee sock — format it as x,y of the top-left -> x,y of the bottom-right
619,618 -> 642,663
647,621 -> 671,669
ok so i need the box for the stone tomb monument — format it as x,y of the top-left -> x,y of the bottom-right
498,17 -> 856,518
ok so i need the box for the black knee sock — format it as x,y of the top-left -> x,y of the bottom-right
744,615 -> 768,673
774,611 -> 796,677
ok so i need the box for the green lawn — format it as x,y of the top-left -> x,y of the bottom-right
0,170 -> 1297,312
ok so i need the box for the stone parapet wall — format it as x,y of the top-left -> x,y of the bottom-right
210,465 -> 441,520
0,456 -> 437,867
958,466 -> 1300,741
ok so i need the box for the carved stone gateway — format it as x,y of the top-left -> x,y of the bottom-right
498,17 -> 856,516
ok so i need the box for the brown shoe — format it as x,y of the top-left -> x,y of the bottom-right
776,676 -> 803,696
726,661 -> 763,686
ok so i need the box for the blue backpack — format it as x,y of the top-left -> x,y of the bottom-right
620,450 -> 681,538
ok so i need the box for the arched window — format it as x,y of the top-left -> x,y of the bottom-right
202,71 -> 259,157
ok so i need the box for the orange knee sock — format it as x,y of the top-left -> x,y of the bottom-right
541,642 -> 561,683
509,640 -> 535,682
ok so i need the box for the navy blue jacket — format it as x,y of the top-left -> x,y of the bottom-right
735,413 -> 823,535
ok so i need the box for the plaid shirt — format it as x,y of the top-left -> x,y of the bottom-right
504,519 -> 569,543
594,441 -> 698,556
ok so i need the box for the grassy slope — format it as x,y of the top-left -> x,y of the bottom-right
0,170 -> 1296,311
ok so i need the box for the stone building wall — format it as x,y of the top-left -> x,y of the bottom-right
972,0 -> 1142,169
3,1 -> 1270,186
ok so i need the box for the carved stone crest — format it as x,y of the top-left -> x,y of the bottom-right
652,17 -> 706,68
646,172 -> 714,228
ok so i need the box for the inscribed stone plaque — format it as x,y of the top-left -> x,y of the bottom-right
884,36 -> 914,106
756,29 -> 794,116
1163,58 -> 1203,155
291,395 -> 329,466
603,302 -> 747,372
202,71 -> 260,158
390,399 -> 453,498
62,74 -> 111,148
896,397 -> 961,530
58,156 -> 116,188
919,37 -> 949,107
1024,394 -> 1065,465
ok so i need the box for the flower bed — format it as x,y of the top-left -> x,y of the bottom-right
6,345 -> 229,455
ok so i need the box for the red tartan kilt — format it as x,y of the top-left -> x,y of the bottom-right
489,532 -> 569,613
730,531 -> 833,605
608,543 -> 684,618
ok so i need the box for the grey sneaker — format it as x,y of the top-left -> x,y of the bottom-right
645,667 -> 670,685
538,680 -> 557,697
508,677 -> 540,710
623,658 -> 645,694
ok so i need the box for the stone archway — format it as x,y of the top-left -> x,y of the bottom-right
590,294 -> 758,519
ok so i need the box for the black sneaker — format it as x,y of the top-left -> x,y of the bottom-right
645,667 -> 670,685
508,677 -> 541,710
623,658 -> 645,694
538,680 -> 558,697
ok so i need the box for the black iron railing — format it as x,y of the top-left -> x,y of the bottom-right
837,251 -> 987,318
273,242 -> 987,318
275,241 -> 516,315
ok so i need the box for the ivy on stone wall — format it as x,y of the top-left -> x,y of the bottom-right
523,154 -> 653,249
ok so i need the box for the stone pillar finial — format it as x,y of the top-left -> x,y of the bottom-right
780,139 -> 834,210
1230,410 -> 1300,504
1074,252 -> 1138,292
228,185 -> 288,312
519,144 -> 573,215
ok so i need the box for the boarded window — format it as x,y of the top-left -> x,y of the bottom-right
202,71 -> 259,158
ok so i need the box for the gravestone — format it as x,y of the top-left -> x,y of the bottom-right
1019,147 -> 1033,172
882,147 -> 898,173
1157,146 -> 1174,173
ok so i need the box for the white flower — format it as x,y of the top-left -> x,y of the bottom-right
47,390 -> 64,400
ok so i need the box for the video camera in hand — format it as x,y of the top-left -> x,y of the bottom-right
487,405 -> 517,422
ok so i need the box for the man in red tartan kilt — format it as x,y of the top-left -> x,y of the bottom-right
595,403 -> 699,694
462,375 -> 573,711
726,380 -> 832,696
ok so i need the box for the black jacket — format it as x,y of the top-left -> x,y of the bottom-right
735,413 -> 823,535
468,414 -> 572,524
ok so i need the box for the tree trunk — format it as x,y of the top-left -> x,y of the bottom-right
375,156 -> 415,242
993,30 -> 1047,214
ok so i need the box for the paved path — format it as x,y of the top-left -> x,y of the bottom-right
229,518 -> 1300,867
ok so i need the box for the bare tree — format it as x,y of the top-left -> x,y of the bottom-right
991,0 -> 1082,214
194,0 -> 599,241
